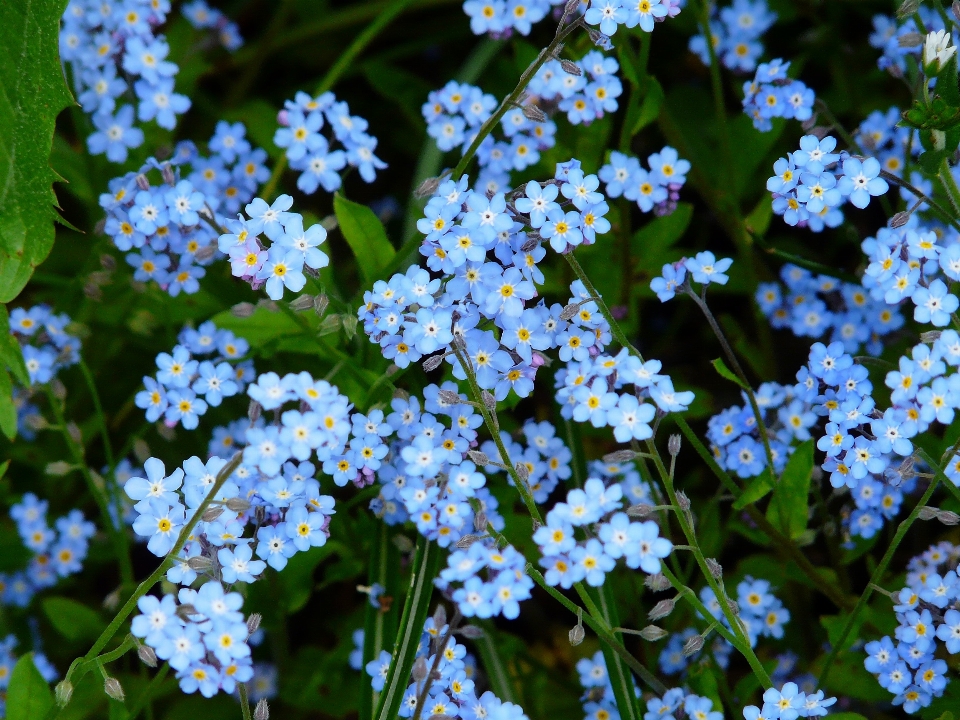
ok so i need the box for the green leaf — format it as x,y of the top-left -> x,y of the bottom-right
334,193 -> 396,285
767,439 -> 814,539
731,474 -> 773,510
632,202 -> 692,255
0,367 -> 16,439
939,55 -> 960,108
711,358 -> 748,390
41,596 -> 105,642
6,654 -> 53,720
0,0 -> 74,303
0,523 -> 32,571
360,524 -> 401,720
630,77 -> 664,137
826,714 -> 869,720
0,306 -> 29,386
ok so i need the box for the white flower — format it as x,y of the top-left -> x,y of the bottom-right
924,29 -> 957,71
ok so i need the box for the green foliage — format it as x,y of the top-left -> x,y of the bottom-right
41,596 -> 105,642
6,654 -> 54,720
766,439 -> 814,539
334,193 -> 397,285
0,0 -> 73,303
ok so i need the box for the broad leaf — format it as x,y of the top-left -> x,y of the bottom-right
334,193 -> 396,285
41,596 -> 105,642
6,654 -> 53,720
0,0 -> 73,303
766,439 -> 814,539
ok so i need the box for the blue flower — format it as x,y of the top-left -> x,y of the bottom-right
684,251 -> 733,285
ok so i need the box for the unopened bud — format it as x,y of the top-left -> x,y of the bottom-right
195,244 -> 217,262
50,378 -> 67,401
160,164 -> 176,185
24,414 -> 49,431
560,302 -> 580,321
393,534 -> 415,553
603,450 -> 637,463
104,677 -> 125,701
921,330 -> 942,344
231,302 -> 256,318
289,294 -> 315,311
481,391 -> 497,410
138,644 -> 158,667
668,434 -> 682,457
456,534 -> 482,549
202,506 -> 225,522
320,214 -> 338,232
898,31 -> 924,48
645,573 -> 670,591
522,104 -> 547,123
648,598 -> 676,620
247,613 -> 262,634
954,0 -> 960,24
897,0 -> 920,18
314,294 -> 329,317
890,211 -> 912,228
919,506 -> 938,521
675,491 -> 691,511
412,656 -> 429,682
515,462 -> 530,481
66,422 -> 83,446
473,511 -> 487,532
55,680 -> 74,706
569,622 -> 585,646
135,174 -> 150,191
423,354 -> 445,372
176,603 -> 198,621
133,438 -> 151,463
100,254 -> 116,270
563,0 -> 580,15
433,604 -> 447,630
248,400 -> 262,424
415,176 -> 442,199
682,634 -> 705,656
103,587 -> 121,610
254,698 -> 270,720
706,558 -> 723,579
468,450 -> 490,466
639,625 -> 668,641
938,509 -> 960,525
458,625 -> 484,639
428,716 -> 456,720
626,504 -> 655,518
560,59 -> 582,76
438,390 -> 462,406
46,461 -> 74,476
187,555 -> 213,571
225,497 -> 252,513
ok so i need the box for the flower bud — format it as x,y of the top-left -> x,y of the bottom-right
515,462 -> 530,481
682,634 -> 705,656
225,497 -> 252,513
412,656 -> 429,682
67,422 -> 83,445
176,603 -> 198,621
468,450 -> 490,466
231,302 -> 256,318
568,622 -> 585,646
522,103 -> 547,123
921,330 -> 942,344
456,534 -> 482,549
432,604 -> 447,630
898,31 -> 923,48
202,506 -> 225,522
247,613 -> 263,635
100,254 -> 116,270
458,625 -> 484,639
648,598 -> 676,620
423,354 -> 445,372
896,0 -> 919,18
675,491 -> 691,511
938,509 -> 960,526
195,244 -> 217,262
560,302 -> 581,321
603,449 -> 637,463
706,558 -> 723,579
138,644 -> 158,667
254,698 -> 270,720
415,176 -> 442,199
919,505 -> 939,521
954,0 -> 960,24
668,434 -> 682,457
187,555 -> 213,571
104,677 -> 125,701
289,294 -> 316,311
438,390 -> 462,406
890,210 -> 911,228
481,391 -> 497,410
560,59 -> 582,76
645,573 -> 671,591
135,174 -> 150,191
55,680 -> 74,706
474,511 -> 487,532
103,587 -> 121,610
393,534 -> 415,553
248,400 -> 262,424
46,461 -> 74,476
133,438 -> 151,463
626,504 -> 655,518
639,625 -> 668,641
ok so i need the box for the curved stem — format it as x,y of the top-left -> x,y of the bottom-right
239,682 -> 253,720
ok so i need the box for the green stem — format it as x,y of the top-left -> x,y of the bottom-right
817,474 -> 940,688
78,359 -> 115,470
939,157 -> 960,217
239,683 -> 253,720
54,452 -> 243,712
127,664 -> 169,720
450,17 -> 585,179
261,0 -> 421,200
44,386 -> 134,587
475,623 -> 516,703
697,0 -> 733,173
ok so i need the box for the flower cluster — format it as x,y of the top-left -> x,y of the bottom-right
535,476 -> 672,589
756,264 -> 903,354
868,8 -> 954,75
1,494 -> 95,608
61,0 -> 188,162
101,125 -> 269,296
690,0 -> 776,73
182,0 -> 244,50
599,147 -> 690,216
658,627 -> 733,675
462,0 -> 562,36
742,682 -> 836,719
424,53 -> 623,194
130,583 -> 257,698
767,135 -> 889,231
217,195 -> 329,300
860,217 -> 960,329
583,0 -> 683,37
8,305 -> 82,386
863,541 -> 960,713
274,91 -> 385,195
135,321 -> 253,429
705,381 -> 806,479
855,107 -> 913,178
366,613 -> 528,719
650,250 -> 732,303
702,576 -> 791,647
741,59 -> 815,132
438,539 -> 532,620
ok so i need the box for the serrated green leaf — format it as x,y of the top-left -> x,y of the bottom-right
6,654 -> 53,720
711,357 -> 748,390
334,194 -> 396,285
767,439 -> 814,539
41,596 -> 105,642
0,0 -> 74,303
